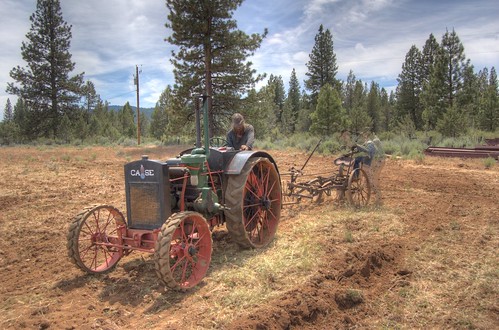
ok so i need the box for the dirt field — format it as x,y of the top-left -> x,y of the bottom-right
0,145 -> 497,329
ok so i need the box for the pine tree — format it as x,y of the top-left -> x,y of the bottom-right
480,67 -> 499,131
457,60 -> 479,127
348,81 -> 371,135
344,70 -> 357,114
6,0 -> 84,140
367,81 -> 381,133
82,81 -> 100,114
120,102 -> 136,138
305,25 -> 339,102
421,33 -> 440,85
150,86 -> 173,140
379,88 -> 394,132
441,28 -> 466,108
310,84 -> 346,136
0,99 -> 17,145
437,104 -> 466,137
4,99 -> 13,122
281,69 -> 301,133
242,86 -> 275,140
267,75 -> 286,127
396,45 -> 423,129
165,0 -> 267,136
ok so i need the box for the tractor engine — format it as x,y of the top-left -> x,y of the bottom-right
124,155 -> 172,230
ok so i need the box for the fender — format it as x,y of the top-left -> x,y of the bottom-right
225,150 -> 280,176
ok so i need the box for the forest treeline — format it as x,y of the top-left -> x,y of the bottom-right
1,0 -> 498,148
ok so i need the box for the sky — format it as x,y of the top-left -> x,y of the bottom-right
1,0 -> 498,120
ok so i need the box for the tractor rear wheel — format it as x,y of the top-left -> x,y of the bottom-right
225,157 -> 281,248
154,212 -> 212,290
346,168 -> 371,207
67,204 -> 126,274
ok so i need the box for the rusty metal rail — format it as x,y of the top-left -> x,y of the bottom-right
424,145 -> 499,159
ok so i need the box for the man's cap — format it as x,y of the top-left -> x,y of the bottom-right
231,113 -> 245,127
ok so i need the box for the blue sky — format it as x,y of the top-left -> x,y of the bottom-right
1,0 -> 498,120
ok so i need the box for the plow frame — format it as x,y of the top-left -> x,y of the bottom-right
281,146 -> 371,208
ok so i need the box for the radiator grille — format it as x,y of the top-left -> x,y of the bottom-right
129,183 -> 161,227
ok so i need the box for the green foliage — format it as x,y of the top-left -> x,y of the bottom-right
150,86 -> 172,140
280,69 -> 301,134
483,157 -> 496,169
165,0 -> 267,135
310,84 -> 347,136
305,24 -> 339,101
396,45 -> 424,129
437,105 -> 467,137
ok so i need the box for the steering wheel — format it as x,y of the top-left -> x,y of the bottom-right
209,137 -> 228,148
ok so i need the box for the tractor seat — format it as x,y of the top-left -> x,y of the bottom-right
334,156 -> 353,166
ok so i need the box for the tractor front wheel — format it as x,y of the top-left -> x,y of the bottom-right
154,212 -> 212,290
67,204 -> 126,274
225,157 -> 281,248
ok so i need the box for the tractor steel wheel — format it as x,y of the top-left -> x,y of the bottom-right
225,157 -> 281,248
154,212 -> 212,290
67,204 -> 126,274
346,168 -> 371,207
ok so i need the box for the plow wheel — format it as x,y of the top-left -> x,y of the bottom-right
67,204 -> 126,274
308,178 -> 325,203
225,157 -> 281,248
154,212 -> 212,290
346,168 -> 371,207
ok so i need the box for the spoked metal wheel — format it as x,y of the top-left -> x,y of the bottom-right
225,157 -> 281,248
67,204 -> 126,274
154,212 -> 212,290
346,168 -> 371,207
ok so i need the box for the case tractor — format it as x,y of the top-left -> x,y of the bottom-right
67,96 -> 282,290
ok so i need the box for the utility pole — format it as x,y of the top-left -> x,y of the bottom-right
134,65 -> 141,145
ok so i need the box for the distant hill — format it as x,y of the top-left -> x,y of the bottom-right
108,105 -> 155,119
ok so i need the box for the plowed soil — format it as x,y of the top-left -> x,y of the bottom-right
0,145 -> 497,329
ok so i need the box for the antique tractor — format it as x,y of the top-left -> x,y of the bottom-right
67,96 -> 281,290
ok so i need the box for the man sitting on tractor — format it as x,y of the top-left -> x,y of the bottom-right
227,113 -> 255,151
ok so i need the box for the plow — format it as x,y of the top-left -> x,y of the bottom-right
66,95 -> 372,290
281,140 -> 372,208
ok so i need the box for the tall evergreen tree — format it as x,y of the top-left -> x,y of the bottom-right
441,28 -> 466,108
242,86 -> 275,140
120,102 -> 136,138
421,33 -> 440,85
150,86 -> 173,140
457,60 -> 480,127
480,67 -> 499,131
396,45 -> 423,129
379,88 -> 394,132
310,84 -> 346,136
82,81 -> 100,115
305,24 -> 339,103
344,70 -> 357,114
165,0 -> 267,136
6,0 -> 84,139
348,81 -> 371,135
4,99 -> 13,122
367,82 -> 382,132
281,69 -> 301,133
267,74 -> 286,127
